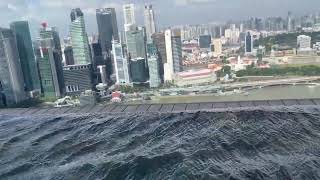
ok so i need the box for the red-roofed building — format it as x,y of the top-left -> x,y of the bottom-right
174,69 -> 217,87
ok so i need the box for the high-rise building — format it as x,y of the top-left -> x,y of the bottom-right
126,25 -> 147,59
148,56 -> 161,88
213,38 -> 223,55
130,58 -> 148,83
199,35 -> 211,49
63,64 -> 93,96
152,32 -> 167,80
35,33 -> 64,98
39,24 -> 65,96
91,41 -> 104,68
98,65 -> 108,84
297,35 -> 311,50
288,11 -> 293,32
144,5 -> 156,42
64,46 -> 75,66
10,21 -> 41,92
0,28 -> 26,105
245,32 -> 253,54
70,8 -> 91,65
123,4 -> 136,25
112,41 -> 130,84
164,29 -> 183,81
96,8 -> 119,52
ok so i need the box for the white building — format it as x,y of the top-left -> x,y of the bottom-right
123,4 -> 135,25
144,5 -> 156,42
112,41 -> 130,85
213,38 -> 223,55
297,35 -> 311,50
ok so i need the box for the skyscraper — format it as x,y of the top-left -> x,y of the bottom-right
123,4 -> 136,25
288,11 -> 292,32
126,25 -> 147,59
0,28 -> 26,105
144,5 -> 156,42
148,56 -> 161,88
64,46 -> 74,66
152,32 -> 167,80
112,41 -> 130,84
63,64 -> 93,96
39,24 -> 65,95
245,32 -> 253,54
130,58 -> 148,83
10,21 -> 41,92
96,8 -> 119,52
36,24 -> 65,98
70,8 -> 91,65
164,29 -> 183,81
91,41 -> 104,68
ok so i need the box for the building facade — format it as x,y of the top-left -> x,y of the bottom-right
63,64 -> 93,96
199,35 -> 212,49
297,35 -> 311,50
126,26 -> 147,59
39,25 -> 65,96
174,69 -> 217,87
0,28 -> 26,105
112,41 -> 130,84
96,8 -> 119,52
164,29 -> 183,81
213,38 -> 223,55
152,32 -> 166,80
245,32 -> 253,54
123,4 -> 136,25
70,8 -> 91,65
130,58 -> 148,83
10,21 -> 41,92
148,56 -> 161,88
144,5 -> 156,42
35,37 -> 64,98
64,46 -> 75,65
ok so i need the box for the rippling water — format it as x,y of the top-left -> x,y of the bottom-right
1,107 -> 320,179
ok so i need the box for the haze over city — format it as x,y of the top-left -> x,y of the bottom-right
1,0 -> 320,37
2,0 -> 320,179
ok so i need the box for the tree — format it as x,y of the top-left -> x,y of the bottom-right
217,66 -> 232,77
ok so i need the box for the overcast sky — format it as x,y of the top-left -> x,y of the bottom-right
1,0 -> 320,38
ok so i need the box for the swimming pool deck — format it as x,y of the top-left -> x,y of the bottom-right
1,99 -> 320,116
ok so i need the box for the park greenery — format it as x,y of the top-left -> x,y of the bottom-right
255,31 -> 320,52
236,65 -> 320,77
119,85 -> 150,93
217,66 -> 232,77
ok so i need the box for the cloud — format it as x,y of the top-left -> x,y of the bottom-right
40,0 -> 85,8
7,3 -> 18,11
175,0 -> 214,6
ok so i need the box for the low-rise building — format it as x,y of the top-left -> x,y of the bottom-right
174,69 -> 217,87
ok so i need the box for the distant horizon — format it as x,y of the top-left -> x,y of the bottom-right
1,0 -> 320,38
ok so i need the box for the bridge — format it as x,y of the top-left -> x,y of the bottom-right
1,99 -> 320,116
159,76 -> 320,94
226,76 -> 320,89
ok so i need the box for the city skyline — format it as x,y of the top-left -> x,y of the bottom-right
1,0 -> 320,38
